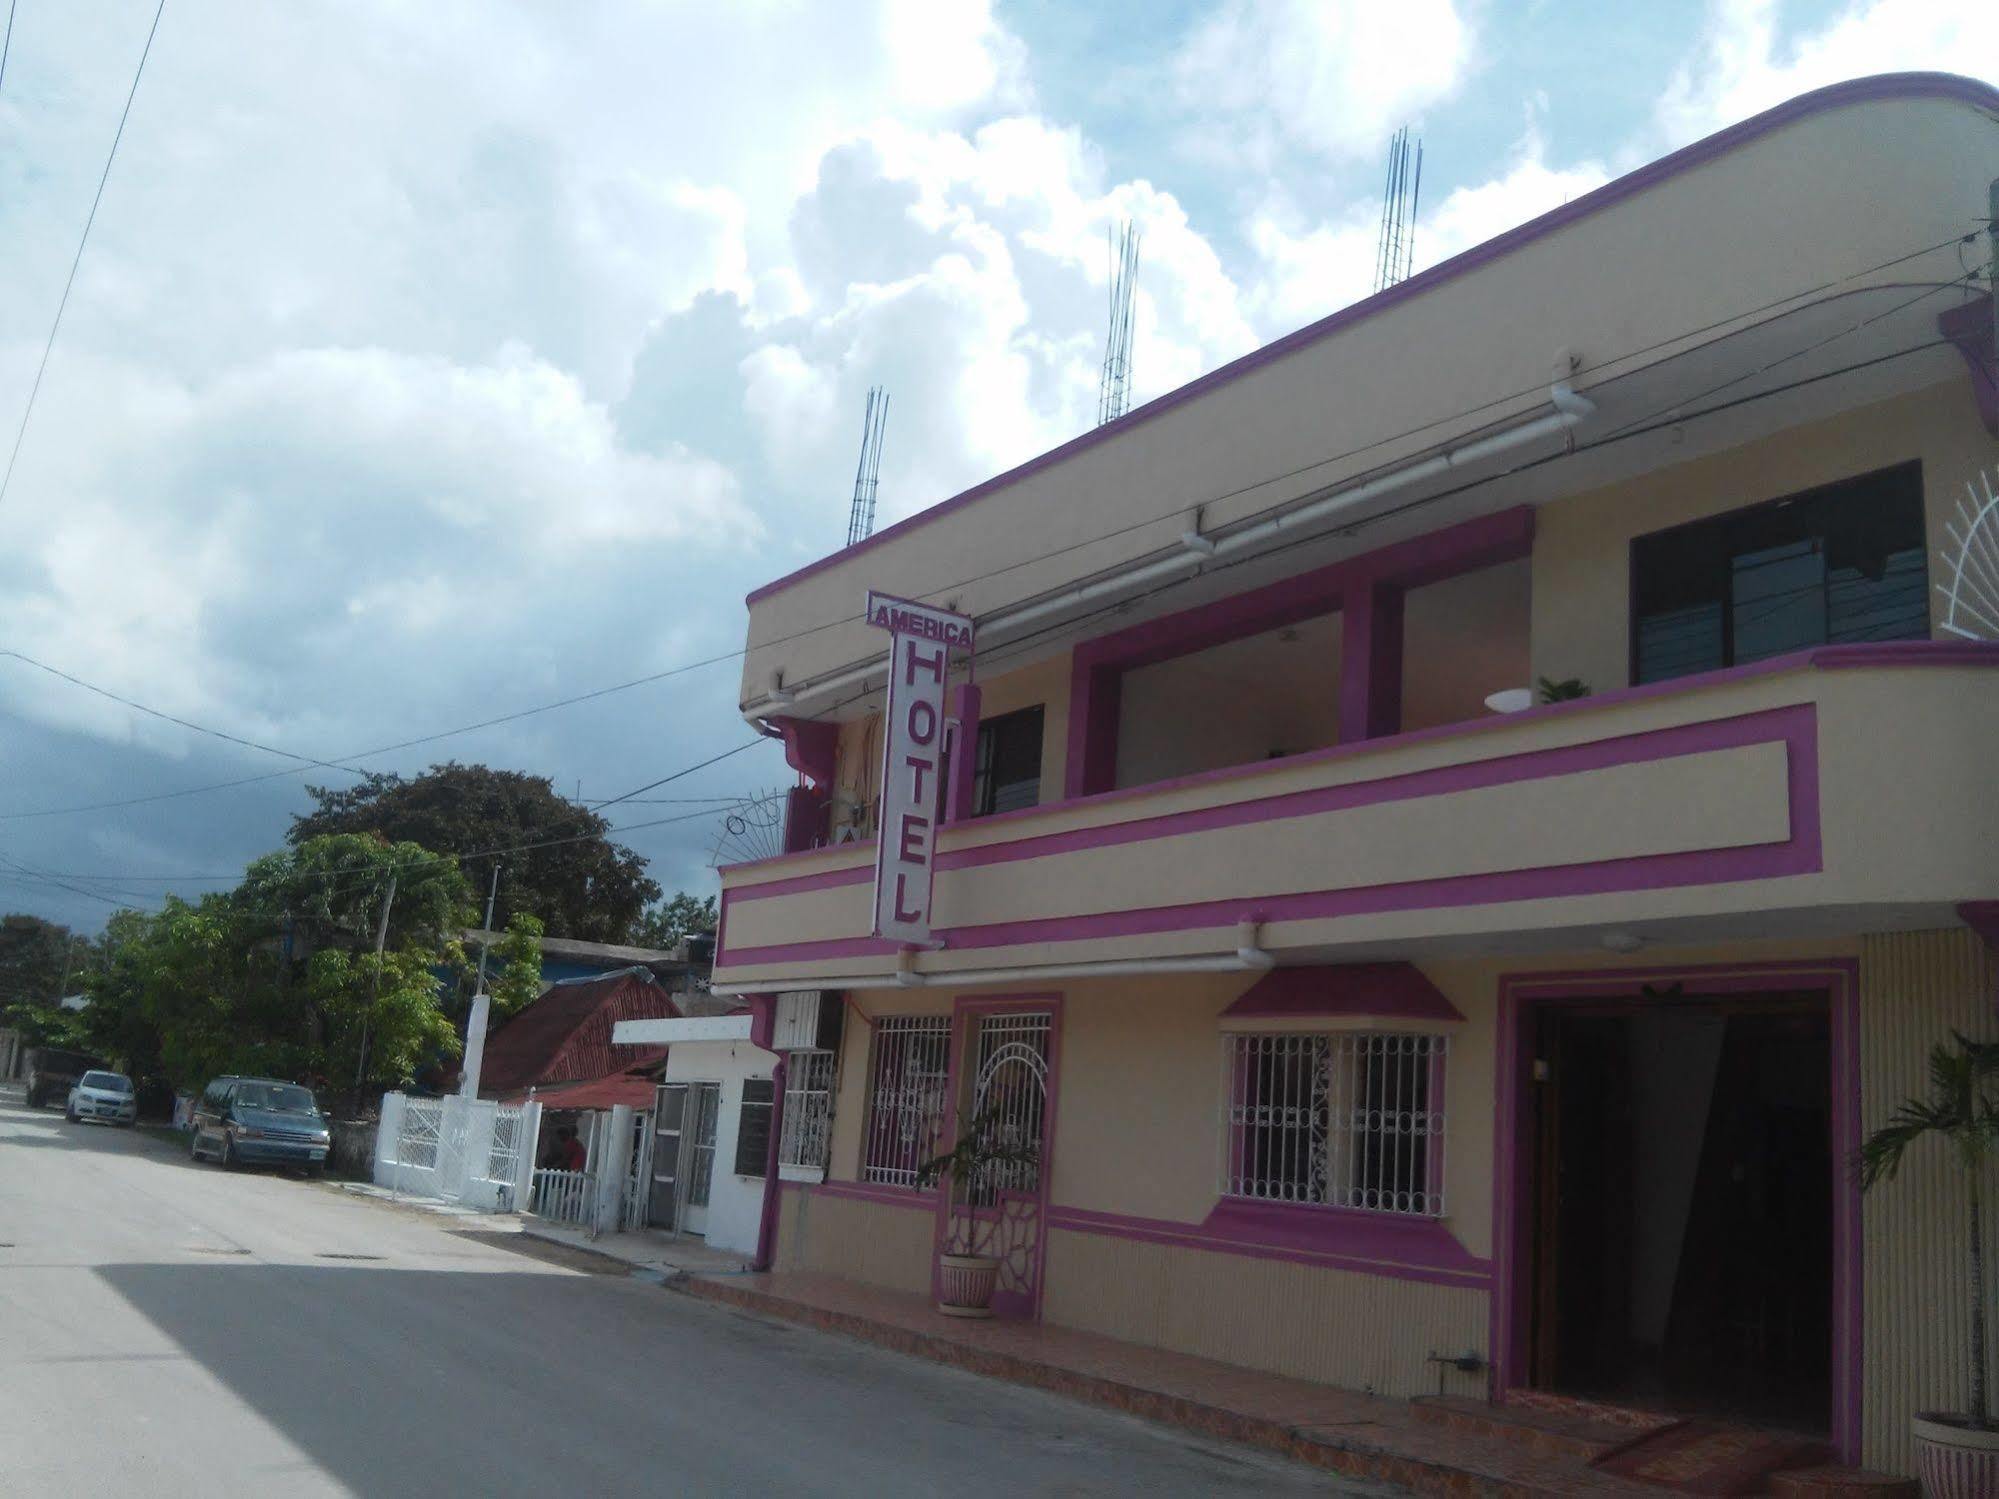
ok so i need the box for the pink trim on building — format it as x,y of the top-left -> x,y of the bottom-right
1221,963 -> 1466,1022
719,702 -> 1821,969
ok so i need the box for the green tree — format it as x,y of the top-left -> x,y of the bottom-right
1858,1030 -> 1999,1428
289,763 -> 661,942
0,913 -> 94,1049
484,911 -> 546,1017
629,891 -> 717,949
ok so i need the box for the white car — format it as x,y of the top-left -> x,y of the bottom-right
66,1070 -> 138,1127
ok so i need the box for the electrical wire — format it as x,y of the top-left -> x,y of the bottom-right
1,0 -> 16,96
0,649 -> 366,777
0,227 -> 1977,823
0,0 -> 167,516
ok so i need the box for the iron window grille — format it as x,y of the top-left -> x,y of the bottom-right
1221,1032 -> 1447,1217
778,1049 -> 838,1174
733,1078 -> 776,1178
861,1015 -> 952,1187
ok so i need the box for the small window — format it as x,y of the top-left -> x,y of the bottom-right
973,706 -> 1044,817
733,1078 -> 776,1178
1632,462 -> 1928,684
779,1049 -> 838,1176
1221,1032 -> 1447,1216
861,1016 -> 951,1187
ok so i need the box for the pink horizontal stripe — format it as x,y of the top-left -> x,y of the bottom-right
727,698 -> 1813,907
1046,1204 -> 1492,1289
744,74 -> 1999,609
715,706 -> 1817,967
719,638 -> 1995,893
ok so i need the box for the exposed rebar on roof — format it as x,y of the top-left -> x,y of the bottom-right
1375,127 -> 1424,292
1098,220 -> 1141,426
845,385 -> 890,548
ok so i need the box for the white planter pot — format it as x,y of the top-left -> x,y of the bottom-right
1914,1412 -> 1999,1499
936,1253 -> 1000,1318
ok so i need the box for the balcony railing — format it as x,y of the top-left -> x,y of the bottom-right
714,642 -> 1999,987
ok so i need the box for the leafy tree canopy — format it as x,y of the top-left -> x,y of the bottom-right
0,913 -> 94,1050
290,763 -> 660,943
629,891 -> 717,951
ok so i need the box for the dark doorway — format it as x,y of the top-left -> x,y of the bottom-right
1528,994 -> 1832,1432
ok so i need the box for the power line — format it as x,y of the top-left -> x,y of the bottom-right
0,0 -> 167,515
0,228 -> 1974,825
1,0 -> 16,96
0,649 -> 366,778
0,643 -> 751,820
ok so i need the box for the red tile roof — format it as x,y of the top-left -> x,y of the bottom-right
478,966 -> 681,1097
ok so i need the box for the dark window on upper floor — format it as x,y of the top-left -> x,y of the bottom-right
1631,462 -> 1928,685
974,706 -> 1044,817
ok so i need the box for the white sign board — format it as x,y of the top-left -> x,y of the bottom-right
867,591 -> 975,944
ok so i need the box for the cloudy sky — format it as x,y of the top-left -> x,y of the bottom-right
0,0 -> 1991,932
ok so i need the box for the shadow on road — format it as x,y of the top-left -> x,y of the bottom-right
94,1259 -> 1323,1497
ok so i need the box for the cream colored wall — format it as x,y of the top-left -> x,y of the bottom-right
1858,928 -> 1999,1474
773,1185 -> 936,1293
1043,1230 -> 1490,1400
1532,380 -> 1997,691
1114,614 -> 1343,786
968,652 -> 1072,807
743,90 -> 1999,702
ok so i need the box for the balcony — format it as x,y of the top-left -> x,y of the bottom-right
713,642 -> 1999,990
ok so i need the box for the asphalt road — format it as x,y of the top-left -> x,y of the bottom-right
0,1091 -> 1358,1496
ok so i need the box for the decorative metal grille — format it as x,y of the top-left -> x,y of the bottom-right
967,1012 -> 1051,1204
686,1084 -> 721,1207
398,1097 -> 442,1170
486,1103 -> 526,1184
1221,1032 -> 1447,1217
861,1015 -> 951,1187
779,1049 -> 838,1172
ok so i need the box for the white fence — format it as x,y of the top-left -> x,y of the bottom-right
530,1168 -> 591,1225
373,1093 -> 540,1213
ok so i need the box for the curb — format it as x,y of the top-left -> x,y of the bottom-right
667,1275 -> 1554,1498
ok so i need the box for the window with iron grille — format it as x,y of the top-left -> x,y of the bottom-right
1220,1032 -> 1447,1216
779,1049 -> 838,1175
861,1016 -> 951,1187
733,1078 -> 775,1178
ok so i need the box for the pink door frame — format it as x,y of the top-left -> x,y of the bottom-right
1491,959 -> 1863,1463
929,991 -> 1065,1321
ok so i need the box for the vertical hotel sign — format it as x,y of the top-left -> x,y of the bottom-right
866,590 -> 974,945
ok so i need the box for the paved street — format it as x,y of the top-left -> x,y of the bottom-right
0,1093 -> 1350,1496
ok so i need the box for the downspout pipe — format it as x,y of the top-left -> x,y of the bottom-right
740,381 -> 1593,720
751,1054 -> 786,1273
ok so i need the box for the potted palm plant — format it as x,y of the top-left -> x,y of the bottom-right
1858,1030 -> 1999,1496
916,1103 -> 1041,1318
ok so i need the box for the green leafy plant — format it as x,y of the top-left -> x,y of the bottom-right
916,1103 -> 1042,1258
1857,1030 -> 1999,1429
1536,676 -> 1593,704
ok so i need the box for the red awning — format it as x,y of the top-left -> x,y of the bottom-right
1222,963 -> 1464,1021
508,1072 -> 659,1112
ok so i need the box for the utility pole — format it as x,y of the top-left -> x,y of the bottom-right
459,864 -> 503,1100
474,863 -> 501,993
352,871 -> 397,1092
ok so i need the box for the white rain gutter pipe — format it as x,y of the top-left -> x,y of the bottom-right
743,381 -> 1594,720
712,925 -> 1276,995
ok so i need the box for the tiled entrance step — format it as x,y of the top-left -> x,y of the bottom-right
1411,1396 -> 1673,1462
1413,1395 -> 1914,1498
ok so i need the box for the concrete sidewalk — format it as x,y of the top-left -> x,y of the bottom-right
515,1219 -> 752,1280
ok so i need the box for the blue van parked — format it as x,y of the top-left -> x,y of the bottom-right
190,1075 -> 331,1173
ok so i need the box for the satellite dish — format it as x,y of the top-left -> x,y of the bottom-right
1938,469 -> 1999,642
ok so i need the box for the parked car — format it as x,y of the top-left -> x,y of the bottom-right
65,1070 -> 138,1126
189,1075 -> 331,1173
25,1048 -> 104,1109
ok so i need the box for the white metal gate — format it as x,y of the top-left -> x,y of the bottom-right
940,1009 -> 1054,1320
